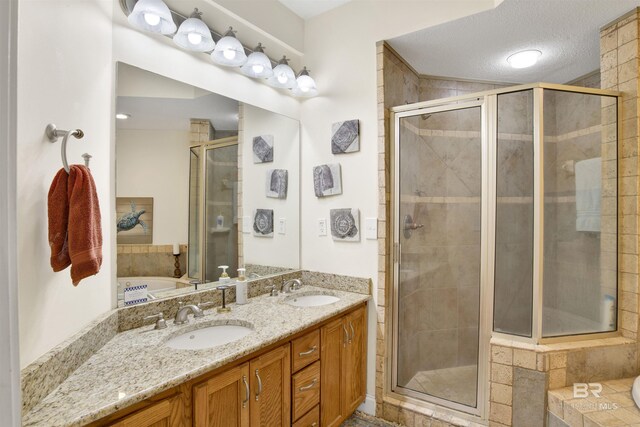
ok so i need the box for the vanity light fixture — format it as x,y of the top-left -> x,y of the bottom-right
173,8 -> 215,52
241,43 -> 274,79
127,0 -> 176,35
292,67 -> 318,97
507,50 -> 542,69
211,27 -> 248,67
116,113 -> 131,120
267,56 -> 296,89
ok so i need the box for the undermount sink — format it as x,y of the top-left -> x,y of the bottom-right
165,324 -> 253,350
285,294 -> 340,307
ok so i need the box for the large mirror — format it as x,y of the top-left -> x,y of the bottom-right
115,63 -> 300,305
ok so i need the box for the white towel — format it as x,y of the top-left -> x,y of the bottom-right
575,157 -> 601,232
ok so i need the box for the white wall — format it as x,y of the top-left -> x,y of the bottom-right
16,0 -> 114,368
1,0 -> 21,423
300,0 -> 498,405
242,105 -> 300,269
116,129 -> 190,245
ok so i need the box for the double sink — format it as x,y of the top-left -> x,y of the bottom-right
165,292 -> 340,351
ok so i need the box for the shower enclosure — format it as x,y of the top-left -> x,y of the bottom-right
390,83 -> 619,416
188,136 -> 239,283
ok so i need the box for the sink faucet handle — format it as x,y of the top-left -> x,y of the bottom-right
197,301 -> 215,316
267,281 -> 279,297
143,312 -> 167,330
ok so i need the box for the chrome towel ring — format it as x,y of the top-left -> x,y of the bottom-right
45,123 -> 90,173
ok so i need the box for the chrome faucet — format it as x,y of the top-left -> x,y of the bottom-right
282,279 -> 302,293
174,301 -> 214,325
248,272 -> 261,279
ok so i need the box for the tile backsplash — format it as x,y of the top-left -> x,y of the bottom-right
117,244 -> 187,277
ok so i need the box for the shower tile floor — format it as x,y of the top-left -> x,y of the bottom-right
404,365 -> 478,408
342,412 -> 398,426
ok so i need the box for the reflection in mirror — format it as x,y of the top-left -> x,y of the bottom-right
115,63 -> 300,306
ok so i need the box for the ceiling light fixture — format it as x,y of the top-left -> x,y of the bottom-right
211,27 -> 247,67
241,43 -> 274,79
267,56 -> 296,89
173,8 -> 215,52
128,0 -> 176,35
292,67 -> 318,97
116,113 -> 131,120
507,50 -> 542,69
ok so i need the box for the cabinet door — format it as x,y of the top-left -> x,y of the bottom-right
193,363 -> 250,427
110,394 -> 183,427
249,344 -> 291,426
320,317 -> 346,427
343,305 -> 367,415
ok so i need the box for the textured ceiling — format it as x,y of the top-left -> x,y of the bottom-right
388,0 -> 640,84
278,0 -> 352,20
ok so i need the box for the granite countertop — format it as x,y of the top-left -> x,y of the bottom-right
548,377 -> 640,426
23,286 -> 370,427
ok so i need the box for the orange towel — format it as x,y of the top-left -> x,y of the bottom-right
48,165 -> 103,285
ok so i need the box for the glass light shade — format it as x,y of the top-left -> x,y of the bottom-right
507,50 -> 542,69
173,9 -> 215,52
292,67 -> 318,97
128,0 -> 176,35
267,57 -> 296,89
211,28 -> 247,67
241,44 -> 273,79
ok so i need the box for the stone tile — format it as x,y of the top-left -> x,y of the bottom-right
492,363 -> 513,385
490,402 -> 512,425
513,367 -> 547,426
548,412 -> 570,427
513,349 -> 537,370
491,383 -> 513,406
492,345 -> 513,365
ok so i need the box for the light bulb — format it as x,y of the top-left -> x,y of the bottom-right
223,48 -> 236,60
277,73 -> 288,84
252,64 -> 264,74
300,86 -> 310,93
187,32 -> 202,45
143,12 -> 161,26
507,50 -> 542,69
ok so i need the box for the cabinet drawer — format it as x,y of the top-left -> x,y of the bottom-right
291,329 -> 320,373
292,361 -> 320,421
293,405 -> 319,427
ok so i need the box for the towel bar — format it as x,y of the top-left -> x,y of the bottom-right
45,123 -> 89,173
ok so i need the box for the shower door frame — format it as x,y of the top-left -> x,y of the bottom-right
388,83 -> 621,421
389,97 -> 495,419
188,136 -> 239,283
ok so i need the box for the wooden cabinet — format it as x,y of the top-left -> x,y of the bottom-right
249,344 -> 291,427
194,345 -> 290,427
109,394 -> 183,427
193,363 -> 250,427
97,303 -> 366,427
320,305 -> 367,427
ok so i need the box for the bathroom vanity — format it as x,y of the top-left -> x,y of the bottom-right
22,282 -> 369,427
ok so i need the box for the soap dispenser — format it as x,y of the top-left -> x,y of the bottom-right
236,268 -> 248,305
218,265 -> 231,284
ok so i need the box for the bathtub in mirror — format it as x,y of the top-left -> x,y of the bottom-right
115,62 -> 300,306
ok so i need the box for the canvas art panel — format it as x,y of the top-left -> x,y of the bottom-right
331,119 -> 359,154
330,208 -> 360,242
266,169 -> 288,199
253,134 -> 274,163
253,209 -> 274,237
116,197 -> 153,244
313,163 -> 342,197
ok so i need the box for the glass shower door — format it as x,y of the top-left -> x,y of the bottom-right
394,102 -> 484,412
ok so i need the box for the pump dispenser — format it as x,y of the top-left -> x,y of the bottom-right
218,265 -> 230,283
236,268 -> 248,305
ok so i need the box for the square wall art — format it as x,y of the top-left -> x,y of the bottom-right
313,163 -> 342,197
253,209 -> 274,237
331,119 -> 359,154
253,135 -> 274,163
330,208 -> 360,242
266,169 -> 288,199
116,197 -> 153,244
